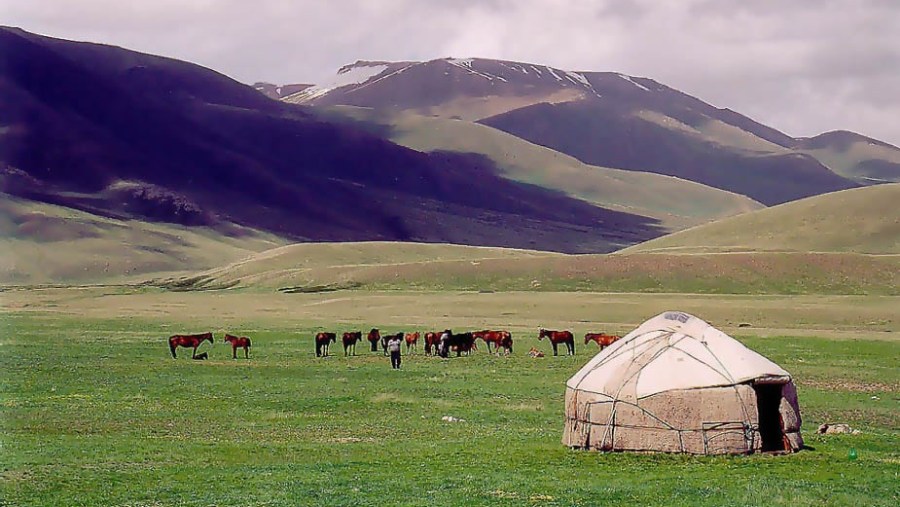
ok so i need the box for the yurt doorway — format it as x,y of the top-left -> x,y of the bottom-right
754,383 -> 785,452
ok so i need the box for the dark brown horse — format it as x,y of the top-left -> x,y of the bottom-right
224,333 -> 252,359
585,332 -> 621,350
498,331 -> 513,355
440,331 -> 476,358
168,332 -> 213,359
315,332 -> 336,357
404,332 -> 420,354
342,331 -> 362,356
367,328 -> 381,353
538,329 -> 575,356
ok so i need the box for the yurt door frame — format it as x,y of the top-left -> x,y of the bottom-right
753,383 -> 786,452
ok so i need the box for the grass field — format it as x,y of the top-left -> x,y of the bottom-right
2,287 -> 898,506
160,243 -> 900,296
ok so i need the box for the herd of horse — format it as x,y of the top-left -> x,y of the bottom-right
167,329 -> 621,359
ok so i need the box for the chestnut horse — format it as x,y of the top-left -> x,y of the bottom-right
538,328 -> 575,356
405,332 -> 420,354
224,333 -> 252,359
168,332 -> 213,359
315,332 -> 336,357
423,331 -> 441,356
367,328 -> 381,353
342,331 -> 362,356
585,333 -> 621,350
473,330 -> 512,354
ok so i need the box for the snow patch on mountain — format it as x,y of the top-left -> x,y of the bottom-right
285,63 -> 388,102
546,66 -> 564,82
445,57 -> 507,82
617,73 -> 651,92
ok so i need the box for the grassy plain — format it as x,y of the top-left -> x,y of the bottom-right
2,287 -> 898,506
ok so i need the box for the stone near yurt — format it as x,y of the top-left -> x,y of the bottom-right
563,311 -> 803,455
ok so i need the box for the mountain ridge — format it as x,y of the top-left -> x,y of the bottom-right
0,27 -> 664,254
274,57 -> 900,200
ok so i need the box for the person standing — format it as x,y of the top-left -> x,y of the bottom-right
387,333 -> 403,369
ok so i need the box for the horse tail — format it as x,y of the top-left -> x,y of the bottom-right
169,338 -> 177,358
247,338 -> 252,348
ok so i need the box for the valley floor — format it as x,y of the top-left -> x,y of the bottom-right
1,288 -> 898,506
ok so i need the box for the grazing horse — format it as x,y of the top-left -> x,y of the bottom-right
585,332 -> 621,350
367,328 -> 381,353
224,333 -> 252,359
473,330 -> 512,354
498,331 -> 513,355
315,332 -> 336,357
423,331 -> 441,356
538,328 -> 575,356
441,331 -> 476,358
168,332 -> 213,359
404,332 -> 420,354
342,331 -> 362,356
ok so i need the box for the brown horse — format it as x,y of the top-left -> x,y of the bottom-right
367,328 -> 381,353
315,332 -> 336,357
342,331 -> 362,356
168,332 -> 213,359
473,330 -> 512,354
538,329 -> 575,356
498,331 -> 513,355
585,332 -> 621,350
423,331 -> 441,356
404,332 -> 420,354
224,333 -> 252,359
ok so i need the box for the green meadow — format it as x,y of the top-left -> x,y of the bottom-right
2,288 -> 897,506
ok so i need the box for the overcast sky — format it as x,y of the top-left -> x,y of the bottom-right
5,0 -> 899,146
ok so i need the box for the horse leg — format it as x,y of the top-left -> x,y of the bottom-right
192,346 -> 198,359
244,346 -> 249,359
552,342 -> 558,356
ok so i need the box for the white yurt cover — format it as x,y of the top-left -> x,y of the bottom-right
563,311 -> 803,454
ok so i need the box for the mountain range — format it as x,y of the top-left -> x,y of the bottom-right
282,57 -> 900,204
0,27 -> 663,254
3,26 -> 900,274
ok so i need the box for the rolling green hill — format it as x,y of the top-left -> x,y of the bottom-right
158,240 -> 899,296
621,184 -> 900,254
0,194 -> 285,284
321,106 -> 763,230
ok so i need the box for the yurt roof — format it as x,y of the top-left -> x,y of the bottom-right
567,311 -> 791,400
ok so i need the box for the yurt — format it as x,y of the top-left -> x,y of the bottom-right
563,311 -> 803,455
